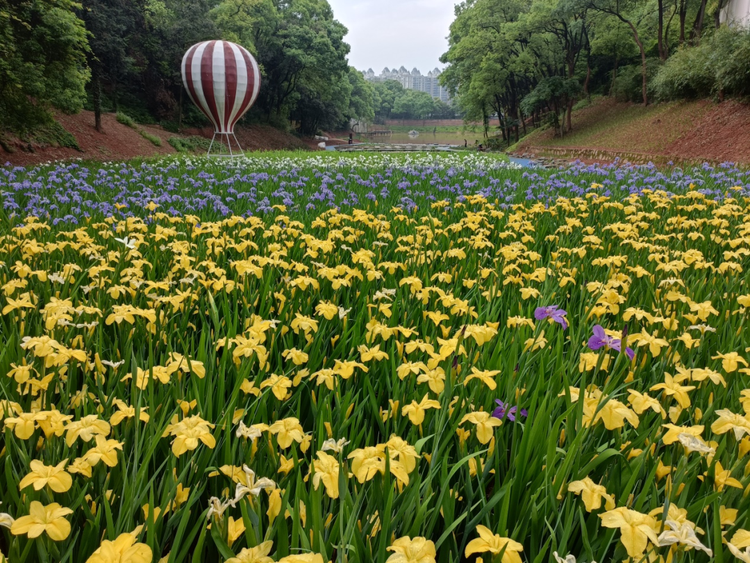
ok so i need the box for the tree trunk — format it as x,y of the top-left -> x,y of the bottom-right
610,56 -> 618,97
583,62 -> 592,101
92,62 -> 103,133
714,0 -> 728,28
552,103 -> 562,137
679,0 -> 687,45
638,41 -> 647,105
518,105 -> 526,135
691,0 -> 708,43
621,18 -> 648,105
658,0 -> 667,60
178,87 -> 183,130
665,0 -> 677,56
111,80 -> 118,112
566,57 -> 575,133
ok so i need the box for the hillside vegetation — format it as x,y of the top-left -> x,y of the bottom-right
441,0 -> 750,148
515,97 -> 750,164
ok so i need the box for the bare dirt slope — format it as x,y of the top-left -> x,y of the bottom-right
516,97 -> 750,164
1,110 -> 309,167
181,124 -> 309,153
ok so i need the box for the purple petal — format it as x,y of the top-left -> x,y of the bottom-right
534,307 -> 548,320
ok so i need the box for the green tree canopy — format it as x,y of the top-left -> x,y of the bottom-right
440,0 -> 734,144
392,90 -> 436,120
0,0 -> 89,131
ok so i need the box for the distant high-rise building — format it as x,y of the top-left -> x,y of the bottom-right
362,67 -> 451,103
720,0 -> 750,25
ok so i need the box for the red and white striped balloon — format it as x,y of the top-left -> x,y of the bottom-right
181,40 -> 261,134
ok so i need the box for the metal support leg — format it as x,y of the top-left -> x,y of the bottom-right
206,130 -> 244,157
206,132 -> 217,157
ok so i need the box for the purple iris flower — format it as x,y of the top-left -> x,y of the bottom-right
587,325 -> 635,360
492,400 -> 528,422
534,305 -> 568,329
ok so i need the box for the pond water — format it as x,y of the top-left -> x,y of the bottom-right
508,157 -> 536,168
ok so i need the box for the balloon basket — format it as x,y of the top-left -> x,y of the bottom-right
207,132 -> 245,158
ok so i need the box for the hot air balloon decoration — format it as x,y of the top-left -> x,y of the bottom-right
181,40 -> 261,157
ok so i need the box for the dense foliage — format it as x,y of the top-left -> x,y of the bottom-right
1,154 -> 750,563
653,25 -> 750,100
0,0 -> 89,131
440,0 -> 749,143
0,0 -> 377,135
369,81 -> 458,123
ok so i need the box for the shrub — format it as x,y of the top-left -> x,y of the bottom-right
572,95 -> 602,111
654,27 -> 750,100
0,135 -> 15,153
711,27 -> 750,96
29,121 -> 80,150
653,42 -> 714,100
139,129 -> 162,147
168,135 -> 226,154
611,59 -> 661,103
161,121 -> 180,134
12,120 -> 81,151
116,112 -> 136,128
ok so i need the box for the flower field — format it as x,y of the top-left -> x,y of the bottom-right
2,153 -> 750,563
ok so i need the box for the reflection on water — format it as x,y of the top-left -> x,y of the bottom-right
361,132 -> 484,146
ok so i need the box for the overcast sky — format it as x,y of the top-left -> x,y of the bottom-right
327,0 -> 458,74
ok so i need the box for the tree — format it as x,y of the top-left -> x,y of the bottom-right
346,68 -> 375,124
392,90 -> 436,120
587,0 -> 650,105
372,80 -> 404,121
80,0 -> 137,131
432,99 -> 457,119
442,0 -> 578,141
521,75 -> 580,136
526,0 -> 591,130
589,13 -> 638,95
210,0 -> 265,51
216,0 -> 350,131
0,0 -> 90,131
144,0 -> 220,123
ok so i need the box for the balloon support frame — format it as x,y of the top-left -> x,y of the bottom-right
207,132 -> 245,158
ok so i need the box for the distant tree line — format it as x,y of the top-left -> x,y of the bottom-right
368,80 -> 459,122
0,0 -> 380,136
440,0 -> 750,143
